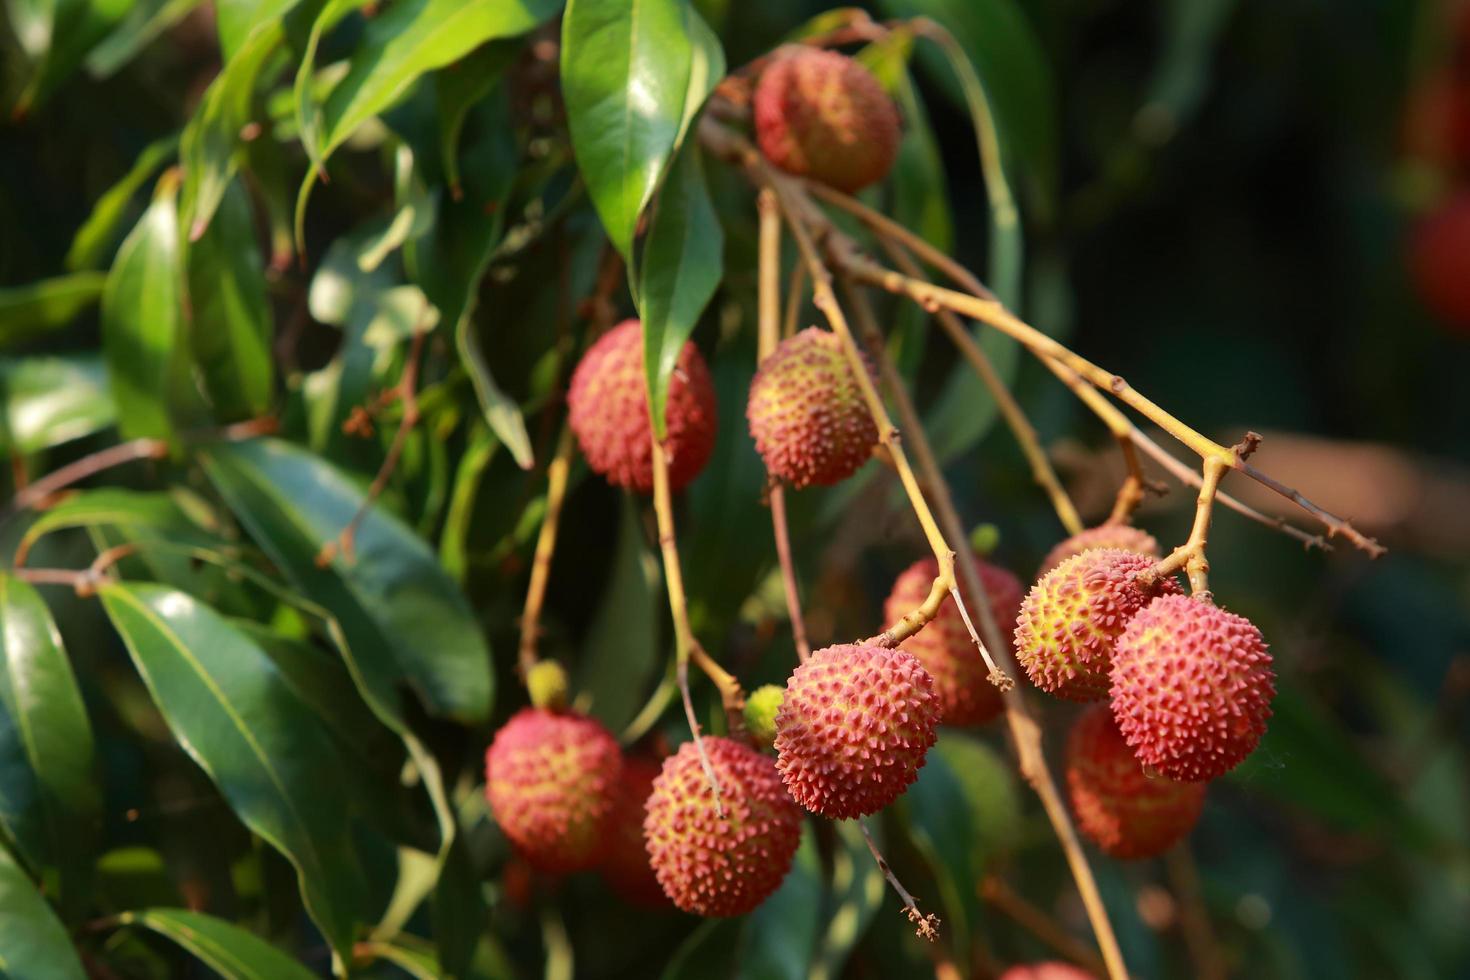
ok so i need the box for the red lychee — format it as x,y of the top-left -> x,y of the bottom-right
598,755 -> 669,907
566,318 -> 717,493
1111,594 -> 1276,782
774,643 -> 939,819
754,48 -> 901,193
882,554 -> 1023,726
643,736 -> 803,916
1066,704 -> 1206,859
1037,524 -> 1160,577
1409,193 -> 1470,334
484,708 -> 621,873
997,964 -> 1096,980
1403,71 -> 1470,170
746,327 -> 879,488
1013,549 -> 1181,701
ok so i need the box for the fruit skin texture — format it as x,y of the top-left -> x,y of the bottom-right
774,643 -> 940,819
566,318 -> 717,493
1013,549 -> 1181,702
1409,193 -> 1470,335
747,327 -> 879,488
599,755 -> 669,907
997,963 -> 1096,980
484,708 -> 621,873
1037,524 -> 1160,577
1066,704 -> 1206,859
643,736 -> 803,917
754,48 -> 901,193
1111,594 -> 1276,782
882,554 -> 1023,726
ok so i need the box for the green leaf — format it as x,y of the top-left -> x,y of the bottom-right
810,822 -> 885,980
83,0 -> 206,77
65,135 -> 178,271
119,908 -> 318,980
101,172 -> 196,443
0,272 -> 105,348
439,422 -> 498,583
186,178 -> 274,419
0,574 -> 99,910
98,582 -> 368,962
0,355 -> 115,453
436,41 -> 521,195
561,0 -> 724,264
15,488 -> 214,566
638,141 -> 722,439
11,0 -> 131,113
924,326 -> 1020,464
200,437 -> 493,724
0,845 -> 86,980
740,825 -> 821,979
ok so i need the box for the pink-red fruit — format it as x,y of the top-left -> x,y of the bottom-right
1037,524 -> 1160,576
1409,193 -> 1470,334
747,327 -> 879,488
882,554 -> 1023,726
643,737 -> 803,916
1066,704 -> 1206,859
566,319 -> 717,493
998,964 -> 1096,980
599,755 -> 669,907
484,708 -> 621,873
754,48 -> 901,193
1111,594 -> 1275,782
1013,549 -> 1181,701
774,643 -> 939,819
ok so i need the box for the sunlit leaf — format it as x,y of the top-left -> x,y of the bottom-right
0,845 -> 86,979
0,354 -> 115,453
119,907 -> 318,980
0,272 -> 105,348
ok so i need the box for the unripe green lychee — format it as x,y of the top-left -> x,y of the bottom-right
882,554 -> 1023,726
566,318 -> 717,493
1037,524 -> 1160,577
1066,704 -> 1206,859
526,660 -> 569,711
754,47 -> 901,193
643,736 -> 802,916
743,683 -> 785,747
747,327 -> 879,488
1111,594 -> 1275,782
484,708 -> 621,873
598,754 -> 669,907
774,643 -> 939,819
998,963 -> 1096,980
1013,549 -> 1181,701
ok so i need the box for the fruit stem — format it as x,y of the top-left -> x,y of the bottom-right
980,876 -> 1109,979
1166,846 -> 1229,980
517,423 -> 577,681
1141,455 -> 1226,597
859,818 -> 940,942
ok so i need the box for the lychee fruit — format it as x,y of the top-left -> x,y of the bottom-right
882,555 -> 1023,726
747,327 -> 879,488
1013,549 -> 1181,701
1066,704 -> 1206,859
1111,594 -> 1275,782
754,47 -> 901,193
566,318 -> 717,493
774,643 -> 939,819
484,708 -> 621,873
1037,524 -> 1160,576
643,736 -> 803,916
742,683 -> 785,746
997,963 -> 1096,980
1403,71 -> 1470,171
1408,193 -> 1470,334
598,755 -> 669,907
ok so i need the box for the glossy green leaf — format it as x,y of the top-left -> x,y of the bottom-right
11,0 -> 131,113
119,908 -> 317,980
0,354 -> 115,453
187,178 -> 274,419
561,0 -> 724,263
0,272 -> 105,348
200,437 -> 493,724
98,582 -> 368,961
65,135 -> 178,271
15,488 -> 212,566
0,845 -> 86,980
638,142 -> 722,439
436,41 -> 521,194
357,937 -> 442,980
0,574 -> 98,908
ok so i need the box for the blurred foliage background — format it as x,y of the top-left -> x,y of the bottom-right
1,0 -> 1468,978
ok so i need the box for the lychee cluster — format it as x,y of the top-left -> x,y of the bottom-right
773,643 -> 939,819
754,48 -> 901,193
566,318 -> 717,493
746,327 -> 879,488
883,554 -> 1022,726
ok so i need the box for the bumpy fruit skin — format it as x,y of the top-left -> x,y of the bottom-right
566,319 -> 717,493
747,328 -> 879,488
1111,594 -> 1275,782
754,48 -> 901,193
1037,525 -> 1160,577
599,755 -> 669,907
774,643 -> 939,818
882,554 -> 1023,726
997,963 -> 1096,980
1409,194 -> 1470,334
643,737 -> 802,916
484,708 -> 621,873
1066,704 -> 1206,859
1013,549 -> 1181,702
